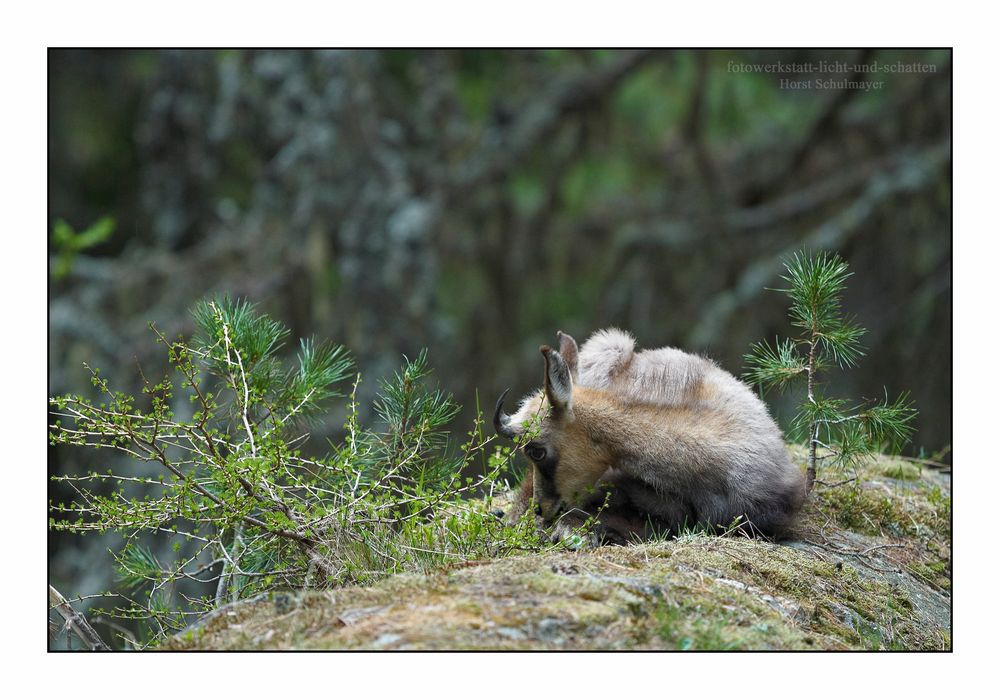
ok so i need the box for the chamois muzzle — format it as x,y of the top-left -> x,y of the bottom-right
493,388 -> 517,440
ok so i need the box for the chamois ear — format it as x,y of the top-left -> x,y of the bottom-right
556,331 -> 579,381
540,345 -> 573,414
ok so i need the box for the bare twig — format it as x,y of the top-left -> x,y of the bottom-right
49,585 -> 111,651
801,538 -> 903,574
814,477 -> 860,489
897,455 -> 951,470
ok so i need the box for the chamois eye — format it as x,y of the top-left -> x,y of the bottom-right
525,445 -> 547,462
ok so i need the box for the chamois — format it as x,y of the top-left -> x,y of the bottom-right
494,329 -> 806,544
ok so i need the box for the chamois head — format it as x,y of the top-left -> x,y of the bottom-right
493,330 -> 581,444
494,332 -> 615,517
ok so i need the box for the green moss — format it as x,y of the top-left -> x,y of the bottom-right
907,560 -> 951,591
814,486 -> 902,536
651,601 -> 742,650
881,461 -> 921,481
803,454 -> 950,542
654,535 -> 948,651
925,486 -> 952,528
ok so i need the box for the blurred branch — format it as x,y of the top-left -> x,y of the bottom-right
687,139 -> 950,347
749,49 -> 873,201
593,146 -> 940,304
447,49 -> 656,195
585,147 -> 911,256
682,51 -> 720,203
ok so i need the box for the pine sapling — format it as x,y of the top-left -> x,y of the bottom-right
743,251 -> 917,492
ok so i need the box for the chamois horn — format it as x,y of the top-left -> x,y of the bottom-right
493,388 -> 517,439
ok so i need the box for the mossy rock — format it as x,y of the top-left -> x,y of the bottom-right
162,452 -> 950,651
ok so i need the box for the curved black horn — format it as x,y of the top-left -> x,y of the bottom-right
493,388 -> 516,439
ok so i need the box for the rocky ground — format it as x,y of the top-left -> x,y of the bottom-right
162,451 -> 951,651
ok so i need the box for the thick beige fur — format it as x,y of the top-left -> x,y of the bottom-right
504,329 -> 806,541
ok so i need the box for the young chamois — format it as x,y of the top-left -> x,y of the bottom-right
493,329 -> 806,544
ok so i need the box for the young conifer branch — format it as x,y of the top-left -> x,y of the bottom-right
743,251 -> 917,493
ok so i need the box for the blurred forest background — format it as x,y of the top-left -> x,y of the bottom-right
48,49 -> 951,618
